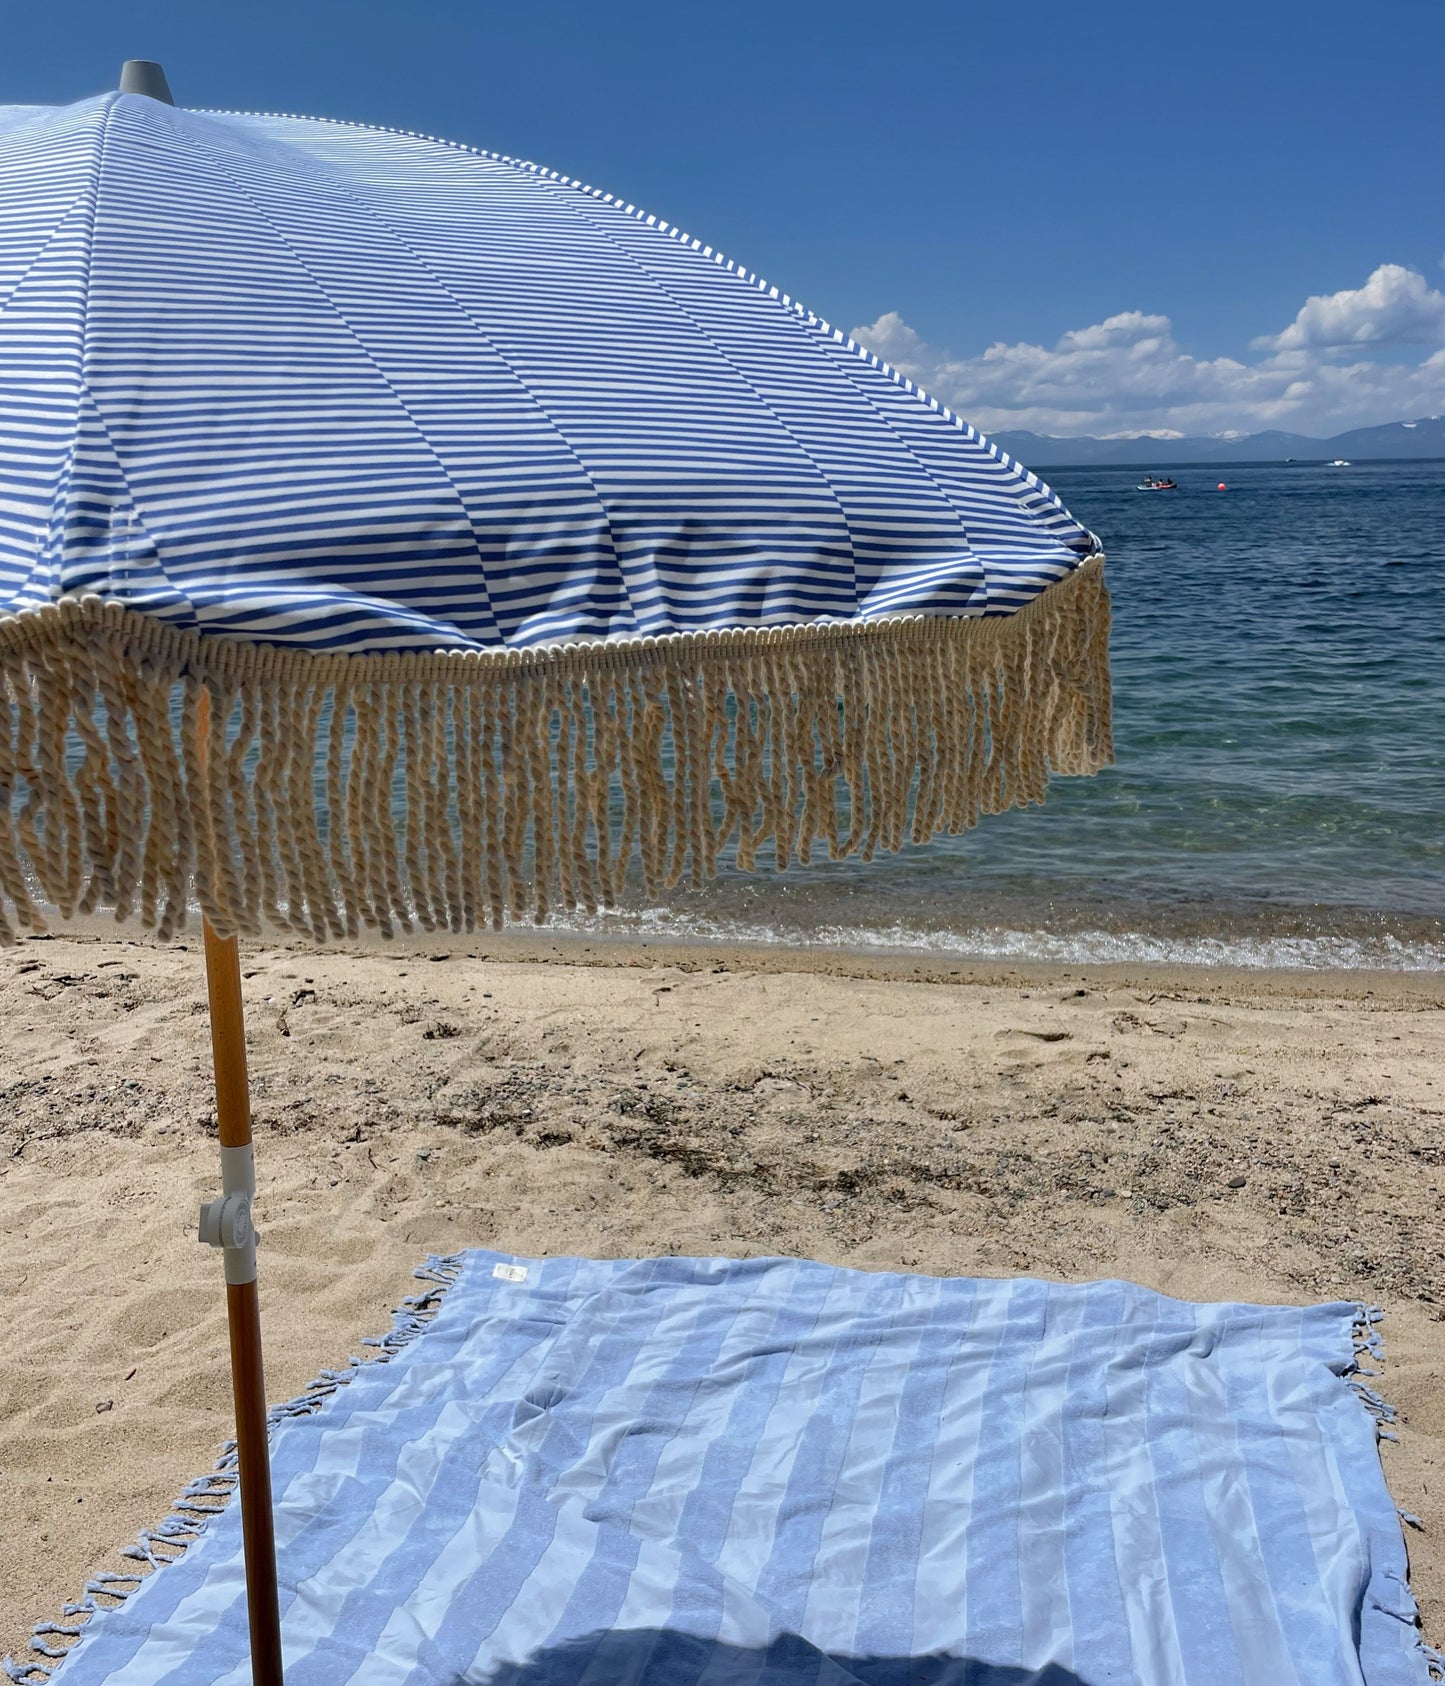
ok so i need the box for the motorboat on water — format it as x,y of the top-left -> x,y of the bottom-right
1137,475 -> 1178,491
1330,458 -> 1351,467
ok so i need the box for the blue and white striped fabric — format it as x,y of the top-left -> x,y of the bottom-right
49,1252 -> 1427,1686
0,95 -> 1096,656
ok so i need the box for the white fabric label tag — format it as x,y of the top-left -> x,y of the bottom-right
492,1262 -> 529,1283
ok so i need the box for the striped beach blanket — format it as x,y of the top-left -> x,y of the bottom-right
37,1252 -> 1429,1684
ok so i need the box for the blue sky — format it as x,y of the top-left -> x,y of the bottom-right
6,0 -> 1443,437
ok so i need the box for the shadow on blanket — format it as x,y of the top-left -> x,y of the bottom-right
476,1628 -> 1095,1684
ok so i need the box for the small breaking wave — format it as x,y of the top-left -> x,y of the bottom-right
544,905 -> 1445,973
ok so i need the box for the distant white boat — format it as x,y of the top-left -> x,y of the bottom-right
1330,458 -> 1351,467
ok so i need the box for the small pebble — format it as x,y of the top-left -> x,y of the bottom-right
96,1400 -> 113,1413
1227,1175 -> 1247,1189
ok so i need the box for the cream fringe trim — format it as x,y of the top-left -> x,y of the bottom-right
0,556 -> 1111,946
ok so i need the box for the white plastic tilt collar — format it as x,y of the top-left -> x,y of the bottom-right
198,1143 -> 259,1285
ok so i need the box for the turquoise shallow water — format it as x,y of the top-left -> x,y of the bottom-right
580,460 -> 1445,969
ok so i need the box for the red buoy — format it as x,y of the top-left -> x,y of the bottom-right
1217,481 -> 1227,491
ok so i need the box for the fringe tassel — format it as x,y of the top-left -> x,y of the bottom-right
0,557 -> 1112,945
2,1254 -> 466,1683
1346,1306 -> 1444,1680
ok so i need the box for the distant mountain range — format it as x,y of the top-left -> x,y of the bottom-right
990,416 -> 1445,467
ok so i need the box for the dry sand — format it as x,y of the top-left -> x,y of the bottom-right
3,926 -> 1443,1665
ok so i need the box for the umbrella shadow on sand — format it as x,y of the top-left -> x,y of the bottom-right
472,1629 -> 1097,1685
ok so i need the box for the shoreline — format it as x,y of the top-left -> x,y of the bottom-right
22,909 -> 1445,1001
12,877 -> 1445,978
4,926 -> 1443,1664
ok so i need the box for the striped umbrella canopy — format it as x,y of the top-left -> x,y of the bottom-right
0,68 -> 1111,1686
0,84 -> 1111,950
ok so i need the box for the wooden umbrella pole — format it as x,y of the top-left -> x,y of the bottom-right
197,690 -> 285,1686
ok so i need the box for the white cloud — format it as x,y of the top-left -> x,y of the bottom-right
1254,264 -> 1445,351
851,266 -> 1445,438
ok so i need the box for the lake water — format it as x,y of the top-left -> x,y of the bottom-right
569,460 -> 1445,970
40,460 -> 1444,970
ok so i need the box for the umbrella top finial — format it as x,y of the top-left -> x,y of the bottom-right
118,60 -> 174,103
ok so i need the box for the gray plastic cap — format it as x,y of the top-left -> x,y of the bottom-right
119,61 -> 174,104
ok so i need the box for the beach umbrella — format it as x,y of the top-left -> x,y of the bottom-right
0,65 -> 1112,1685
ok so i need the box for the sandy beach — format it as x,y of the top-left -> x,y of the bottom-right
3,926 -> 1443,1664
